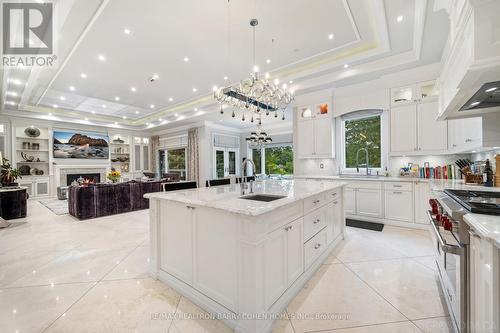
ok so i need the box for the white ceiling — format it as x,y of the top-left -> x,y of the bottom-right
1,0 -> 449,132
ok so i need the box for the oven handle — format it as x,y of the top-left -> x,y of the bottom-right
427,210 -> 463,255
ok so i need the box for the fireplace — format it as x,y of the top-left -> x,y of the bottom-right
66,173 -> 101,185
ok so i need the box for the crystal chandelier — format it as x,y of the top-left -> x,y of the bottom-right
215,18 -> 294,123
246,122 -> 272,148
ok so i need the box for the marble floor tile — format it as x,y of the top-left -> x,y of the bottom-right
168,296 -> 234,333
412,256 -> 438,273
103,245 -> 150,281
317,320 -> 422,332
9,247 -> 135,287
0,282 -> 93,333
412,316 -> 455,333
347,258 -> 448,320
287,264 -> 406,332
45,278 -> 180,333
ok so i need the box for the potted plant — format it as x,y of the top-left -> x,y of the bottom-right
1,158 -> 22,186
106,168 -> 121,183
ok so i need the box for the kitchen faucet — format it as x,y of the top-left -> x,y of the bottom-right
241,158 -> 256,194
356,147 -> 371,175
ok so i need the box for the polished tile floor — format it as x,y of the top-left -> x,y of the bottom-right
0,201 -> 454,333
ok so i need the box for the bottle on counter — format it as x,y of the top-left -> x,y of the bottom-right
484,159 -> 493,187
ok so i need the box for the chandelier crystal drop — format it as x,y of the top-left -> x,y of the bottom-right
215,18 -> 294,124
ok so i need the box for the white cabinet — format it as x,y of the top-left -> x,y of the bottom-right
133,137 -> 150,173
417,101 -> 447,152
391,81 -> 438,107
18,176 -> 49,198
448,114 -> 500,153
414,181 -> 431,225
390,104 -> 417,153
356,188 -> 383,218
390,99 -> 447,155
264,218 -> 304,309
159,201 -> 193,284
385,190 -> 413,223
344,187 -> 356,215
326,199 -> 343,244
469,231 -> 500,333
296,104 -> 334,159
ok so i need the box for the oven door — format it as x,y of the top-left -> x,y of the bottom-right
427,211 -> 464,332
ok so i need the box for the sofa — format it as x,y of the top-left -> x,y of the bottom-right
68,180 -> 197,220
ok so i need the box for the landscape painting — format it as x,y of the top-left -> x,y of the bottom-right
53,131 -> 109,159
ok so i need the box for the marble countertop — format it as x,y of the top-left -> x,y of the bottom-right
464,214 -> 500,248
428,179 -> 500,192
145,179 -> 346,216
293,174 -> 428,183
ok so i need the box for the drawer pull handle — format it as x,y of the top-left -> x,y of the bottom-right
393,185 -> 403,188
314,244 -> 321,249
284,226 -> 292,231
313,199 -> 320,204
186,206 -> 196,210
393,191 -> 403,194
333,201 -> 338,204
331,192 -> 337,196
313,219 -> 320,224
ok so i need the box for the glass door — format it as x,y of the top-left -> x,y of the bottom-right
227,149 -> 238,176
213,148 -> 239,178
215,149 -> 225,178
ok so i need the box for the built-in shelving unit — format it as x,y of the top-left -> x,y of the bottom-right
109,134 -> 131,175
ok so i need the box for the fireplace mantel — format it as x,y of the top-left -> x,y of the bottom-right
54,164 -> 109,187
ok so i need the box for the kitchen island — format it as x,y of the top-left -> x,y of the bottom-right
145,179 -> 346,333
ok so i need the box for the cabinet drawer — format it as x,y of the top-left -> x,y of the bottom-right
384,181 -> 412,192
304,228 -> 327,269
265,203 -> 303,233
303,193 -> 326,214
326,189 -> 340,202
303,207 -> 327,241
345,181 -> 382,190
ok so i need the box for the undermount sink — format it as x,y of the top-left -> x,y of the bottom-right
338,174 -> 380,179
239,194 -> 287,202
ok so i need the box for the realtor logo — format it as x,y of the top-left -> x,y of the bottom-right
2,1 -> 56,67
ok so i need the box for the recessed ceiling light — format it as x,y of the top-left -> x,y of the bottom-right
130,87 -> 136,92
98,54 -> 106,61
192,88 -> 197,92
59,96 -> 66,101
151,74 -> 159,80
470,101 -> 480,106
273,78 -> 279,85
485,87 -> 498,92
85,117 -> 89,121
114,96 -> 120,101
8,78 -> 23,85
194,108 -> 198,111
135,110 -> 140,114
168,97 -> 173,102
92,111 -> 96,114
289,80 -> 293,84
328,33 -> 334,40
123,28 -> 131,35
80,73 -> 87,79
69,86 -> 76,91
48,113 -> 52,116
53,104 -> 58,108
122,116 -> 127,119
343,64 -> 349,68
266,59 -> 271,64
114,122 -> 118,125
253,65 -> 259,73
6,91 -> 18,96
150,104 -> 155,109
183,57 -> 189,62
223,76 -> 228,81
102,104 -> 107,108
146,123 -> 150,126
396,15 -> 404,22
212,85 -> 218,92
158,118 -> 163,122
265,72 -> 270,79
174,113 -> 179,117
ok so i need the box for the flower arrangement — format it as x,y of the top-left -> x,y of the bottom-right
106,168 -> 121,183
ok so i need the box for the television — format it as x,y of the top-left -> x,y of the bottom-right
53,130 -> 109,159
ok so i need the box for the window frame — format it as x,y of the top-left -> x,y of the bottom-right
163,146 -> 188,179
248,142 -> 294,176
339,112 -> 387,174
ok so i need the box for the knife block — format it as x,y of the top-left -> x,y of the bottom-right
495,154 -> 500,186
464,174 -> 483,185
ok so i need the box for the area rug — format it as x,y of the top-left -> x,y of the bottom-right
346,218 -> 384,232
38,199 -> 69,215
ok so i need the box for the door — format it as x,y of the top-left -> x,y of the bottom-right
414,182 -> 431,224
286,218 -> 304,286
356,188 -> 382,218
417,101 -> 447,152
344,188 -> 356,215
297,119 -> 314,158
142,145 -> 150,171
390,104 -> 417,152
227,148 -> 238,176
213,148 -> 240,178
264,226 -> 288,309
385,190 -> 413,222
160,201 -> 193,284
214,149 -> 225,178
313,118 -> 333,157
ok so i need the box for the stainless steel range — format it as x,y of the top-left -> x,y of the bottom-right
428,191 -> 469,333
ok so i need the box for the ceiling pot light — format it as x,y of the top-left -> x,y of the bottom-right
328,33 -> 334,40
223,76 -> 228,81
91,111 -> 96,114
343,64 -> 349,68
85,117 -> 89,121
80,73 -> 87,79
98,54 -> 106,61
396,15 -> 404,22
150,104 -> 155,109
212,85 -> 218,92
123,28 -> 131,35
149,74 -> 159,82
48,113 -> 52,116
183,57 -> 189,62
53,104 -> 58,108
122,116 -> 127,119
102,104 -> 107,108
289,80 -> 293,84
168,97 -> 173,102
135,111 -> 140,114
192,88 -> 197,92
59,96 -> 66,101
266,59 -> 271,64
69,86 -> 75,91
174,113 -> 178,117
114,96 -> 120,101
131,87 -> 137,92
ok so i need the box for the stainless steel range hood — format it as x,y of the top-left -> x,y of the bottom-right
459,81 -> 500,112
